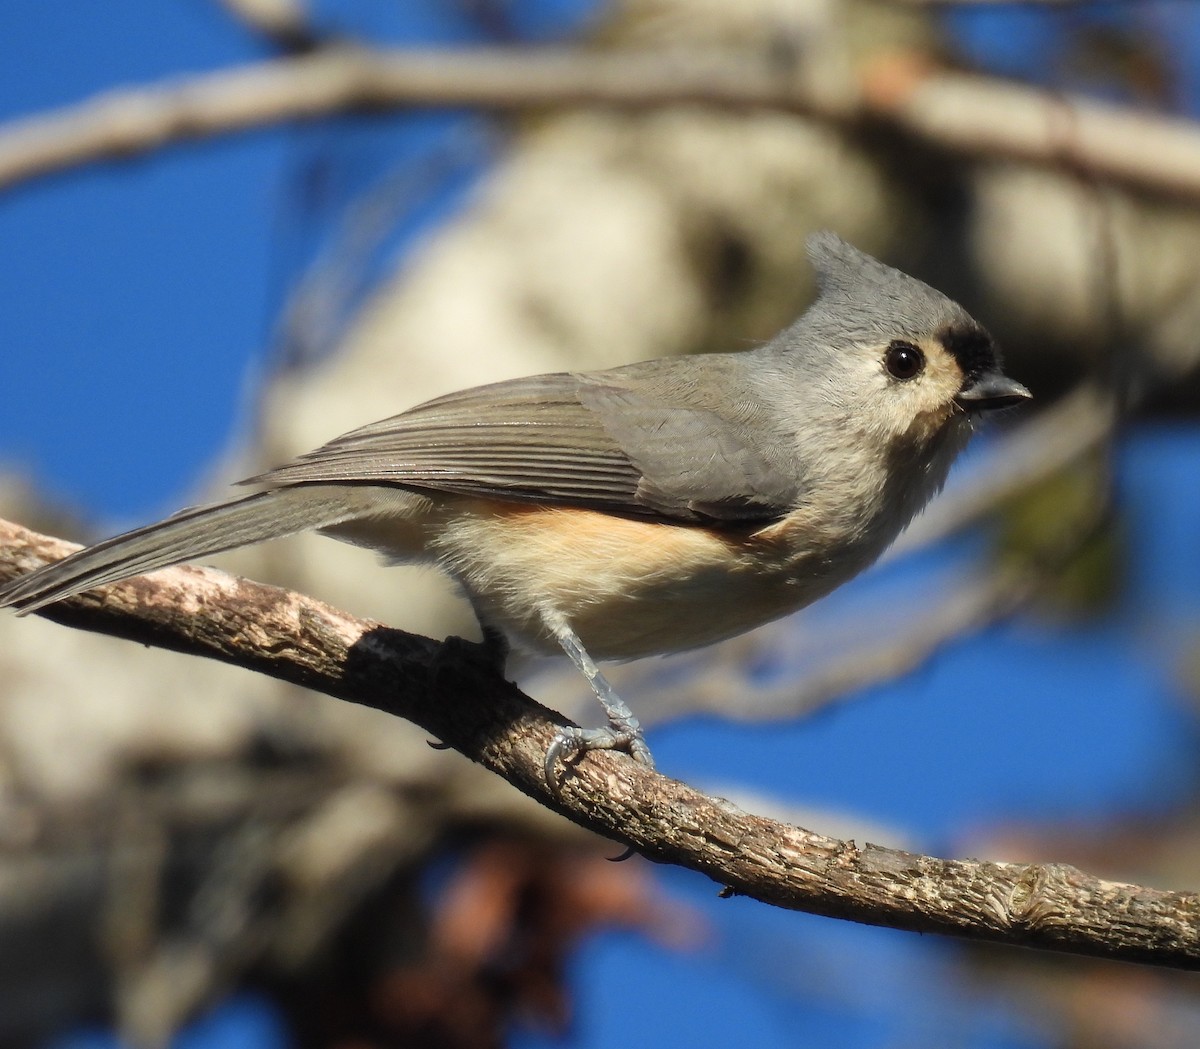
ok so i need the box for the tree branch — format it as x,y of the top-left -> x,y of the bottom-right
0,46 -> 845,193
860,52 -> 1200,201
4,45 -> 1200,203
3,516 -> 1199,969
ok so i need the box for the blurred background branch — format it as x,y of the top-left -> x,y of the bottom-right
6,44 -> 1200,202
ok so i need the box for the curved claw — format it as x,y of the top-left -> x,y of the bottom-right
544,728 -> 580,788
627,736 -> 655,770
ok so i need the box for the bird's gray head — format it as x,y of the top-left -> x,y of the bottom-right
776,232 -> 1030,450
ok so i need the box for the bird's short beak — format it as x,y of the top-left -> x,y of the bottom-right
955,373 -> 1032,412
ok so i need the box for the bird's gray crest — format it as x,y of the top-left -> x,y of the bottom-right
806,230 -> 896,295
800,231 -> 974,346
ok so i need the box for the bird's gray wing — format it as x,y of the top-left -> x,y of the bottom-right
247,365 -> 800,525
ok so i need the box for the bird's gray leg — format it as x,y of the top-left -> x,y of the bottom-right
544,619 -> 655,783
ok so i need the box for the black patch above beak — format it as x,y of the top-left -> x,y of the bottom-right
955,372 -> 1032,412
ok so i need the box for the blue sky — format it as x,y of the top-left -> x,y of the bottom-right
0,4 -> 283,524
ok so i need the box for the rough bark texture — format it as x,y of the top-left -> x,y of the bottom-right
3,517 -> 1199,970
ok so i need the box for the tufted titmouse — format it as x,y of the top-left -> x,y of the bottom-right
0,233 -> 1030,778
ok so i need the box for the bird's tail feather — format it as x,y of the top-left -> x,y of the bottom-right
0,486 -> 361,614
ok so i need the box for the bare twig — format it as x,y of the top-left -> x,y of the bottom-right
0,47 -> 843,193
3,516 -> 1199,969
860,53 -> 1200,201
4,46 -> 1200,202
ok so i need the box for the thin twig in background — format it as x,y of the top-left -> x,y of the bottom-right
0,47 -> 847,192
618,566 -> 1035,727
858,52 -> 1200,201
4,46 -> 1200,201
893,383 -> 1113,556
3,516 -> 1200,970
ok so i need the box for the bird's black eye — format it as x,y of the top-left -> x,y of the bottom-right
884,341 -> 925,381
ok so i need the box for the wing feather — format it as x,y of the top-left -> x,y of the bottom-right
248,365 -> 800,524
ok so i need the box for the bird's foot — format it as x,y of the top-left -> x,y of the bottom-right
544,714 -> 655,788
